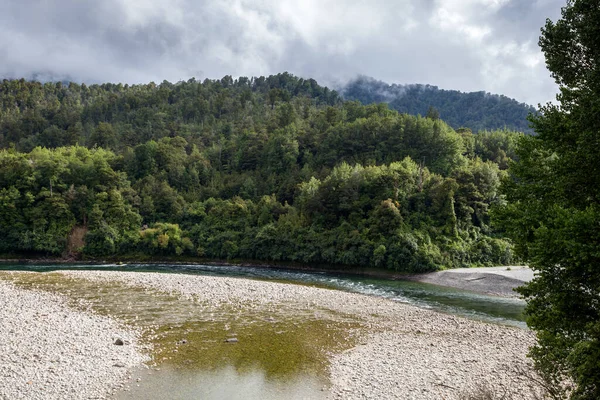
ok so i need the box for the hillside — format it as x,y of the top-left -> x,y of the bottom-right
0,73 -> 522,271
340,76 -> 537,133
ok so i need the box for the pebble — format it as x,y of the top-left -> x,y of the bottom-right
0,278 -> 148,400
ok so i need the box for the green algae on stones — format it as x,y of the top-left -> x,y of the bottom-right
151,316 -> 360,379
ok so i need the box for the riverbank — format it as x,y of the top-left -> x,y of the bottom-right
0,270 -> 542,399
408,266 -> 533,297
0,278 -> 148,400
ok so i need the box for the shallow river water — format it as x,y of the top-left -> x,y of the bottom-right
0,262 -> 526,327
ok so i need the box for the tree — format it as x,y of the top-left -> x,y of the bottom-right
89,122 -> 116,149
426,106 -> 440,120
495,1 -> 600,398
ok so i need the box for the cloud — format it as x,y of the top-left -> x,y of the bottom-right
0,0 -> 564,105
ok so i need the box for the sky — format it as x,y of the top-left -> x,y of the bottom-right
0,0 -> 564,105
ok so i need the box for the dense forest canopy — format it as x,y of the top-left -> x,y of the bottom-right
341,76 -> 537,134
0,73 -> 524,271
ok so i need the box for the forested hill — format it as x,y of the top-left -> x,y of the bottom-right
340,76 -> 537,133
0,73 -> 522,272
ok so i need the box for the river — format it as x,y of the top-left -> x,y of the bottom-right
0,262 -> 525,328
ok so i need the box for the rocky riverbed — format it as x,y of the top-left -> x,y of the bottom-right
0,278 -> 148,400
0,270 -> 543,399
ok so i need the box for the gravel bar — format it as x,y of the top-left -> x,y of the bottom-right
55,271 -> 542,400
0,278 -> 148,400
409,266 -> 534,297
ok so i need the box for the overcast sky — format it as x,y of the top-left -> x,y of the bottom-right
0,0 -> 564,105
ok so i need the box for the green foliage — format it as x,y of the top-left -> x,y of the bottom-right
0,146 -> 139,255
494,1 -> 600,398
0,73 -> 518,271
473,129 -> 523,170
139,223 -> 193,256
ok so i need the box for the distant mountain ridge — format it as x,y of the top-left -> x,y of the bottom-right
4,72 -> 536,133
340,76 -> 537,133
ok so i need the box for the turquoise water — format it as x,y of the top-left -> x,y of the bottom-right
0,262 -> 526,328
